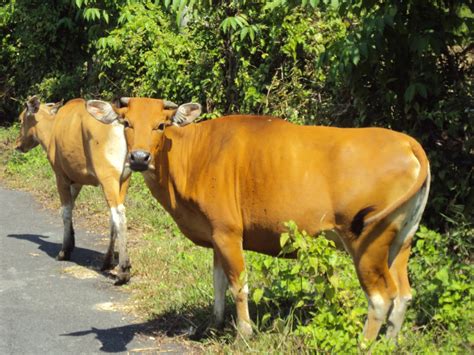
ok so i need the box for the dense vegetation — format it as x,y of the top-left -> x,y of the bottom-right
1,0 -> 472,352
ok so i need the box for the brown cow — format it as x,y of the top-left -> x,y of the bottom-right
86,97 -> 430,340
15,97 -> 177,283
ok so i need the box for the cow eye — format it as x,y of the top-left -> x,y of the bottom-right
154,123 -> 166,131
122,120 -> 132,129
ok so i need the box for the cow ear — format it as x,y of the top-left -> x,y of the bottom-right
172,103 -> 202,126
26,96 -> 40,115
86,100 -> 118,124
48,99 -> 64,115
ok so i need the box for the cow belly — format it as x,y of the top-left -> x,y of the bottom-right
242,227 -> 283,256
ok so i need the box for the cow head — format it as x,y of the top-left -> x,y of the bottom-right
86,98 -> 201,172
15,96 -> 62,152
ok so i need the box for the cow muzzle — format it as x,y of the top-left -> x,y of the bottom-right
129,150 -> 151,172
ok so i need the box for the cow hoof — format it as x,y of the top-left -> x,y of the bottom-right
56,250 -> 71,261
114,273 -> 130,286
114,267 -> 131,286
237,320 -> 253,338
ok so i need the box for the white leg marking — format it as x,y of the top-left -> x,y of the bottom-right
213,261 -> 228,325
109,205 -> 127,255
369,293 -> 389,321
230,282 -> 252,336
387,294 -> 413,338
110,204 -> 130,280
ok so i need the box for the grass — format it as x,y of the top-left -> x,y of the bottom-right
1,124 -> 472,353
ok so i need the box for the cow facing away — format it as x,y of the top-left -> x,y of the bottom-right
87,98 -> 430,340
16,97 -> 141,283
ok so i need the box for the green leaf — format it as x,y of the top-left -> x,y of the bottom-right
253,288 -> 264,304
280,232 -> 290,247
249,28 -> 255,42
404,83 -> 416,103
102,11 -> 109,24
240,27 -> 248,41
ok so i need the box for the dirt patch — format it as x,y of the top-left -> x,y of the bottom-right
62,265 -> 99,279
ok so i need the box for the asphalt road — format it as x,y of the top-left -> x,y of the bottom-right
0,185 -> 161,354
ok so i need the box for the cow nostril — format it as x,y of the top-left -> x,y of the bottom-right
130,150 -> 151,170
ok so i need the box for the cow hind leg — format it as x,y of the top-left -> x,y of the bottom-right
213,232 -> 252,337
386,240 -> 413,339
355,224 -> 399,341
386,180 -> 429,339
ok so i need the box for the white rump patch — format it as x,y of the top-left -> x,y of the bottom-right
389,169 -> 431,265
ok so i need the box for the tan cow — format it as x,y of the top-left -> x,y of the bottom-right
87,97 -> 430,340
16,96 -> 143,283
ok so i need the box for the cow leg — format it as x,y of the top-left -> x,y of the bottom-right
56,178 -> 75,261
355,224 -> 399,341
386,239 -> 413,339
213,250 -> 229,329
213,234 -> 252,337
101,177 -> 131,285
386,184 -> 428,339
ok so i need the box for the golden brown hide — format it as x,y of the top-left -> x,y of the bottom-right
16,97 -> 131,284
91,97 -> 430,340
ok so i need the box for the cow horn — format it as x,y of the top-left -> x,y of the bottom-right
164,100 -> 178,109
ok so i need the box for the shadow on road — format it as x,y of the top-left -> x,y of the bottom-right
61,322 -> 156,353
6,234 -> 118,280
61,307 -> 214,353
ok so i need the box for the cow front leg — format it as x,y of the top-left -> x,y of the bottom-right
56,179 -> 75,261
111,204 -> 130,285
101,178 -> 131,285
213,233 -> 252,337
213,249 -> 229,329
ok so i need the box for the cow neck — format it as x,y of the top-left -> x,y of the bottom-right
155,124 -> 198,211
34,108 -> 55,151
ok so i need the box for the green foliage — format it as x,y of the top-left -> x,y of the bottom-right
1,120 -> 473,351
248,221 -> 366,352
317,0 -> 473,228
245,221 -> 473,352
409,226 -> 473,336
0,1 -> 472,348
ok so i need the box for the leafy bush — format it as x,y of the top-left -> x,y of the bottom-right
409,226 -> 473,337
247,222 -> 473,352
248,221 -> 365,352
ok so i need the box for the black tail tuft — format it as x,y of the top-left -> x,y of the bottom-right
351,206 -> 376,237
